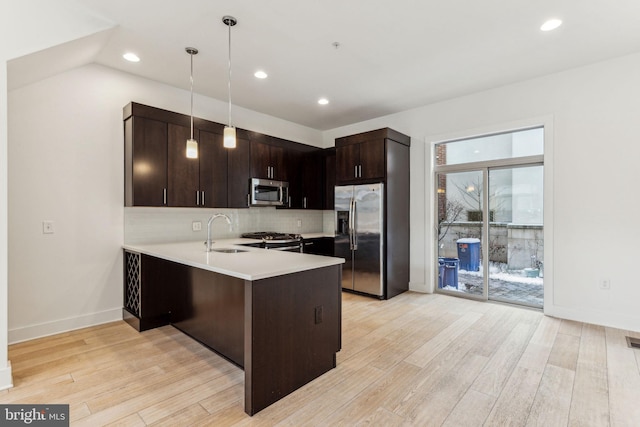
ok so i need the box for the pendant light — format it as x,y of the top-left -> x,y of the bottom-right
222,15 -> 237,148
185,47 -> 199,158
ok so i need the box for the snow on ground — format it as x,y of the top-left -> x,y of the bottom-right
459,262 -> 543,286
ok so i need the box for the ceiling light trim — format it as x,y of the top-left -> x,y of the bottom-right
540,18 -> 562,32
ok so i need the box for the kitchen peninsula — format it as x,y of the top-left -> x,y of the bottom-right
122,239 -> 344,415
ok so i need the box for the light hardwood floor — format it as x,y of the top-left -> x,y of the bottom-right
3,292 -> 640,426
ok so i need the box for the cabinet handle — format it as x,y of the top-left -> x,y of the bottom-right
196,190 -> 200,206
247,194 -> 250,207
163,188 -> 167,205
202,191 -> 205,206
288,196 -> 291,208
354,165 -> 358,178
303,197 -> 307,209
359,165 -> 362,178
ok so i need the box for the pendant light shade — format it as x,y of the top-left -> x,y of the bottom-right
185,47 -> 199,158
186,138 -> 198,158
223,126 -> 236,148
223,15 -> 237,149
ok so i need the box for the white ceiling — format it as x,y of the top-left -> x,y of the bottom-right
9,0 -> 640,130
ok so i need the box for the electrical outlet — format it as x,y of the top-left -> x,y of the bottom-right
297,219 -> 302,228
599,279 -> 611,290
192,221 -> 202,231
42,221 -> 54,234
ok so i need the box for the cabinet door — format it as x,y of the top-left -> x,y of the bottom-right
250,140 -> 271,179
359,138 -> 386,180
199,130 -> 227,208
301,151 -> 323,209
323,149 -> 336,210
128,116 -> 168,206
303,237 -> 335,256
228,136 -> 251,208
286,150 -> 302,208
269,145 -> 285,181
168,123 -> 200,207
336,144 -> 359,183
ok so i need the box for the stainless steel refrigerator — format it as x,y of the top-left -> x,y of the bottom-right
334,183 -> 384,297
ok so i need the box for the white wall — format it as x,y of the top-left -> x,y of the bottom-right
322,52 -> 640,332
0,0 -> 119,391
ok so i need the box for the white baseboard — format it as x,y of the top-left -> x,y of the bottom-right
544,304 -> 640,333
8,308 -> 123,344
0,361 -> 13,391
409,282 -> 431,293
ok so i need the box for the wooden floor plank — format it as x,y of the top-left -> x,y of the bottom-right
442,389 -> 495,427
525,364 -> 574,426
547,333 -> 580,371
3,292 -> 639,426
568,323 -> 610,427
605,327 -> 640,426
471,320 -> 540,397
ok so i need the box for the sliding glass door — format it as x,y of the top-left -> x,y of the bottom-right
487,166 -> 543,307
436,170 -> 486,299
434,127 -> 544,308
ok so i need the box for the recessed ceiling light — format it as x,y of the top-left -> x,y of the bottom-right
318,98 -> 329,105
123,52 -> 140,62
540,18 -> 562,32
254,70 -> 268,79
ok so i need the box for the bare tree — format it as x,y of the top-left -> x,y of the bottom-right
452,177 -> 504,220
453,177 -> 483,212
438,199 -> 465,243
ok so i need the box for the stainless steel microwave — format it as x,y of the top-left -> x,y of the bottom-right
250,178 -> 289,206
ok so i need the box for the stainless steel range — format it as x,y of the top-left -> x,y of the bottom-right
241,231 -> 303,253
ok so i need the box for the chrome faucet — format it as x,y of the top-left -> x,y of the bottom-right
206,214 -> 232,252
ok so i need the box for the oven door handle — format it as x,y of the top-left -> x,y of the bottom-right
269,245 -> 302,251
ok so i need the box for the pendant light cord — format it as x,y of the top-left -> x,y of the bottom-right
227,19 -> 232,128
190,52 -> 195,139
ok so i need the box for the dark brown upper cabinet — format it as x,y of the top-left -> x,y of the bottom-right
250,140 -> 286,181
226,135 -> 251,208
125,102 -> 325,210
300,151 -> 324,210
323,148 -> 336,210
335,128 -> 410,185
336,138 -> 385,184
124,113 -> 168,207
167,123 -> 200,207
198,129 -> 228,208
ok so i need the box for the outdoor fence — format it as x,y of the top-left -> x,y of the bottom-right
439,222 -> 543,270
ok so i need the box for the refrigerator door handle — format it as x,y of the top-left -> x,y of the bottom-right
348,197 -> 355,250
352,198 -> 358,250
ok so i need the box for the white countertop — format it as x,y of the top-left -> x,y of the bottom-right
123,239 -> 344,281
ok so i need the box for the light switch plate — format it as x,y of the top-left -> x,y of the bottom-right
192,221 -> 202,232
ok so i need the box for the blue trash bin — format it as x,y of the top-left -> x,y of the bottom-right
457,238 -> 480,271
440,257 -> 459,288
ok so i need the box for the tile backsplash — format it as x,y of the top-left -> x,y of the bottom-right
124,207 -> 328,245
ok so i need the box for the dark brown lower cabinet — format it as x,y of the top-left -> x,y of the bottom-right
303,237 -> 335,257
172,267 -> 245,366
122,250 -> 342,416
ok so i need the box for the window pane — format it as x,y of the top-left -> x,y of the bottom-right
436,127 -> 543,166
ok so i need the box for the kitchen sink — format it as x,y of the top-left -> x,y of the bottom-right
211,248 -> 248,253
